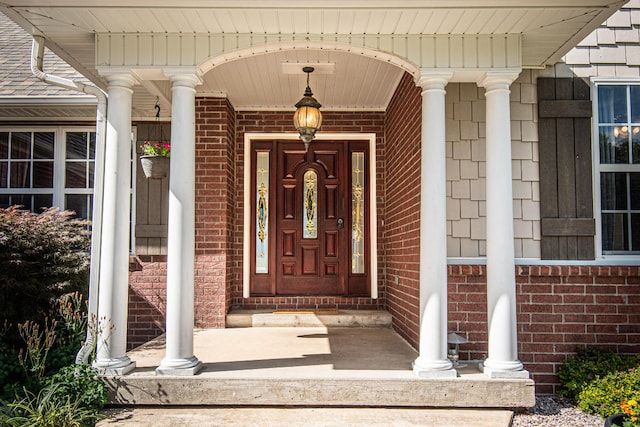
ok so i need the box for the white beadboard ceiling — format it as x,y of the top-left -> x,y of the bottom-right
0,1 -> 626,117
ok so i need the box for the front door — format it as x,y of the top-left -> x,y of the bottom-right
249,139 -> 370,296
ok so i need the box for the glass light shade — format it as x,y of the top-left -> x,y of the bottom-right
293,106 -> 322,135
293,104 -> 322,150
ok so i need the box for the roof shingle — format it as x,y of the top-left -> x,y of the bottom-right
0,12 -> 92,98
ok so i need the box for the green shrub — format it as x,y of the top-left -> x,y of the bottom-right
47,365 -> 107,412
0,382 -> 103,427
558,347 -> 640,399
0,293 -> 89,402
0,207 -> 90,344
577,367 -> 640,418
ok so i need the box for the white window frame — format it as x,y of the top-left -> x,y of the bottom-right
0,126 -> 95,213
591,78 -> 640,260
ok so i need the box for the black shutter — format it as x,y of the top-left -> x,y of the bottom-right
537,77 -> 595,260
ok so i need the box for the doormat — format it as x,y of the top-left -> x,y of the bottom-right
273,308 -> 339,315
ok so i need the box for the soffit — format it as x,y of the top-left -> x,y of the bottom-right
0,1 -> 625,116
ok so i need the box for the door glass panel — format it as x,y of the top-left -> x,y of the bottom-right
303,170 -> 317,239
352,152 -> 365,274
255,152 -> 269,274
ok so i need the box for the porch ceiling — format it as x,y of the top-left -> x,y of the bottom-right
0,1 -> 625,117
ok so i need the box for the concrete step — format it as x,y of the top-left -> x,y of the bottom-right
107,328 -> 535,409
104,374 -> 534,408
226,309 -> 392,328
98,407 -> 514,427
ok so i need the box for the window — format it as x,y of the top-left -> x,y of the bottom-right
0,128 -> 96,219
595,83 -> 640,255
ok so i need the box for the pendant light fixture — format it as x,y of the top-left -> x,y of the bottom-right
293,66 -> 322,151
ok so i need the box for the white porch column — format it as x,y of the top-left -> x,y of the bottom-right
157,71 -> 203,376
478,72 -> 529,379
93,73 -> 136,375
413,71 -> 456,379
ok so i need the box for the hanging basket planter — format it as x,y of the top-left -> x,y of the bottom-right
140,155 -> 170,179
139,101 -> 170,179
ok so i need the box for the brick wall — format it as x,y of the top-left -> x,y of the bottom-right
127,256 -> 167,348
384,72 -> 422,347
448,265 -> 640,394
194,97 -> 235,327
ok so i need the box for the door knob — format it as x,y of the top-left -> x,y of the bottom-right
337,218 -> 344,229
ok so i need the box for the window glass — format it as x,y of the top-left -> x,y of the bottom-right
0,162 -> 7,188
10,132 -> 31,159
89,133 -> 96,160
597,84 -> 640,254
33,194 -> 53,212
600,172 -> 627,210
66,132 -> 87,159
10,162 -> 30,188
0,133 -> 8,159
598,85 -> 627,123
11,132 -> 31,159
0,129 -> 97,216
65,194 -> 90,219
33,132 -> 54,159
599,126 -> 629,164
66,162 -> 87,188
631,173 -> 640,211
631,86 -> 640,123
633,214 -> 640,251
33,162 -> 54,188
602,213 -> 629,251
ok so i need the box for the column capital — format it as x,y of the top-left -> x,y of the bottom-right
415,71 -> 453,91
477,71 -> 520,91
164,68 -> 203,88
98,70 -> 138,88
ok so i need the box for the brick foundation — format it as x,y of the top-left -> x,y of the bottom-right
444,265 -> 640,394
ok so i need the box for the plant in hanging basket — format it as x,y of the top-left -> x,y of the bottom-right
140,140 -> 171,179
141,140 -> 171,157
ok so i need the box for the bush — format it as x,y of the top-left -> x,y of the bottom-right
0,207 -> 91,343
577,367 -> 640,418
0,293 -> 89,402
47,365 -> 107,412
0,382 -> 103,427
558,347 -> 640,399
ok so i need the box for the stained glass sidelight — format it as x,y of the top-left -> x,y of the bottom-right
303,170 -> 317,239
255,152 -> 269,273
352,152 -> 365,273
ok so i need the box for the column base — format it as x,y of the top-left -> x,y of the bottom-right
156,356 -> 203,376
481,360 -> 530,379
93,356 -> 136,376
413,357 -> 457,379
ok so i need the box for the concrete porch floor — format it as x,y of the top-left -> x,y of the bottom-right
105,318 -> 535,409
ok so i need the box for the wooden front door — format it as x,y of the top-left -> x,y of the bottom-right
249,139 -> 370,297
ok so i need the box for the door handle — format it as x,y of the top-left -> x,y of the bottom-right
337,218 -> 344,229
